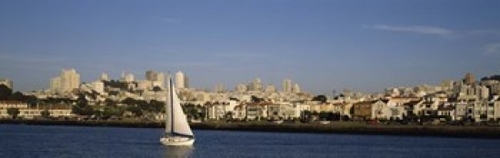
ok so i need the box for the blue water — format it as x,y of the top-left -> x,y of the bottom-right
1,124 -> 500,158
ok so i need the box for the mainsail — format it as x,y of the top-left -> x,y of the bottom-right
165,77 -> 194,137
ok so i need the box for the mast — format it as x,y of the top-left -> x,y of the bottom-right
169,76 -> 175,135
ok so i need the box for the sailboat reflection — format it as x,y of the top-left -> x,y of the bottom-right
163,146 -> 194,158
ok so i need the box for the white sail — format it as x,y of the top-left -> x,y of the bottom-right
165,77 -> 194,137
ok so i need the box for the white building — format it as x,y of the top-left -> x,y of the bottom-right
122,72 -> 135,82
175,71 -> 186,89
91,81 -> 105,95
50,69 -> 80,93
100,72 -> 109,81
283,78 -> 292,93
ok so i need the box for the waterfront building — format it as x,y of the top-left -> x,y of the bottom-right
0,101 -> 72,119
494,99 -> 500,121
0,78 -> 13,90
352,100 -> 386,120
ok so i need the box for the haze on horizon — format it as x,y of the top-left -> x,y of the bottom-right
1,1 -> 500,94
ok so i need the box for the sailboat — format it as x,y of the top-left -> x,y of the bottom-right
160,76 -> 195,146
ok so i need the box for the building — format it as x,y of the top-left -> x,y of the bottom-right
265,84 -> 276,93
50,69 -> 80,93
292,83 -> 301,93
352,100 -> 387,120
463,73 -> 476,85
0,78 -> 13,90
91,81 -> 105,95
235,84 -> 247,93
100,72 -> 109,81
283,78 -> 292,93
175,71 -> 186,89
122,72 -> 135,82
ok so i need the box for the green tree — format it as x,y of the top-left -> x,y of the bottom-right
0,85 -> 12,100
41,109 -> 50,118
72,94 -> 94,116
126,105 -> 143,117
312,95 -> 327,103
7,108 -> 20,119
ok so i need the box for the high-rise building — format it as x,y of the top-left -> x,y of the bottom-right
235,84 -> 247,93
265,84 -> 276,93
283,78 -> 292,93
0,78 -> 13,90
100,72 -> 109,81
463,73 -> 475,85
91,81 -> 105,94
292,83 -> 301,93
146,70 -> 165,88
175,71 -> 186,89
50,77 -> 61,92
121,71 -> 135,82
184,76 -> 189,88
50,69 -> 80,93
215,84 -> 225,93
249,78 -> 262,91
146,70 -> 156,81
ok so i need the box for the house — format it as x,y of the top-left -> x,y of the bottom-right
437,106 -> 455,121
232,103 -> 246,120
246,102 -> 271,120
453,101 -> 469,121
267,103 -> 298,120
493,98 -> 500,121
402,99 -> 423,117
207,101 -> 237,120
352,100 -> 386,120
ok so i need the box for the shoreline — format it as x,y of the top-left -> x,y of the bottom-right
2,119 -> 500,139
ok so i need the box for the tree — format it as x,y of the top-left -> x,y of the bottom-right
312,95 -> 327,103
251,95 -> 263,103
126,106 -> 143,117
224,111 -> 234,120
152,86 -> 162,92
41,109 -> 50,118
7,108 -> 20,119
72,94 -> 94,116
0,84 -> 12,100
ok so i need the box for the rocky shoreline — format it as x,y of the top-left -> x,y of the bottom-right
2,119 -> 500,139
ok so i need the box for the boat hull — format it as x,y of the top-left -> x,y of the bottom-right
160,137 -> 195,146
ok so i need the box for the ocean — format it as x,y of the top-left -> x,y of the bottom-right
1,124 -> 499,158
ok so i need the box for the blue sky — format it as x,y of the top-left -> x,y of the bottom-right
1,1 -> 500,94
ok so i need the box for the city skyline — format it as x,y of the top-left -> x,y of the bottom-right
1,1 -> 500,94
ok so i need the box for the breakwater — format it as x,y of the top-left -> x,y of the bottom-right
2,119 -> 500,139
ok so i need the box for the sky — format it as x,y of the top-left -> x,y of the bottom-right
1,0 -> 500,94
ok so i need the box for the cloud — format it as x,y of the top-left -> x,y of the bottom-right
485,43 -> 500,55
471,30 -> 500,36
368,24 -> 453,36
